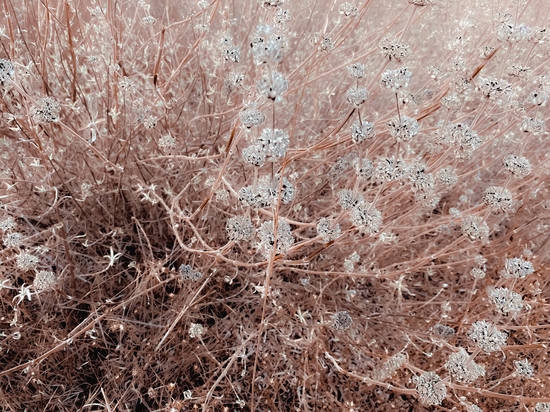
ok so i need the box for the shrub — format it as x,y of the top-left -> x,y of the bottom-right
1,0 -> 549,410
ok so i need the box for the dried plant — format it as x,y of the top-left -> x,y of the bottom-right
0,0 -> 550,411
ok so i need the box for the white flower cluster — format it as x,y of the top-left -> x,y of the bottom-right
0,58 -> 14,83
488,287 -> 523,314
350,120 -> 375,143
414,371 -> 446,406
387,115 -> 419,142
226,216 -> 254,241
257,219 -> 294,254
257,70 -> 288,101
381,68 -> 412,93
239,108 -> 265,129
372,352 -> 407,381
445,348 -> 485,383
31,97 -> 61,123
483,186 -> 513,213
379,35 -> 411,62
346,86 -> 368,107
34,270 -> 57,291
250,24 -> 286,65
468,320 -> 507,353
316,218 -> 341,243
501,258 -> 534,279
239,174 -> 294,207
16,252 -> 40,271
461,215 -> 490,242
503,154 -> 531,177
477,76 -> 513,100
188,323 -> 204,338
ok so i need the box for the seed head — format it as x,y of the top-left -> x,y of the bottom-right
31,97 -> 61,123
445,348 -> 485,383
189,323 -> 204,338
275,9 -> 291,24
257,174 -> 295,205
350,202 -> 382,235
258,219 -> 294,254
468,320 -> 507,353
3,232 -> 23,248
34,270 -> 57,291
257,70 -> 288,101
414,372 -> 446,406
497,22 -> 529,43
354,158 -> 374,179
408,0 -> 436,5
179,265 -> 203,282
16,252 -> 40,271
535,404 -> 550,412
0,58 -> 15,84
346,86 -> 368,107
0,216 -> 16,232
461,215 -> 489,242
477,76 -> 513,100
159,135 -> 177,151
316,218 -> 341,243
250,24 -> 285,64
514,358 -> 534,378
379,35 -> 411,62
387,115 -> 419,142
332,311 -> 352,330
239,108 -> 265,128
432,324 -> 455,338
488,287 -> 523,314
381,68 -> 412,92
256,128 -> 290,159
350,120 -> 375,143
226,216 -> 254,241
339,189 -> 363,210
223,71 -> 244,96
242,145 -> 266,167
501,258 -> 534,279
503,154 -> 531,177
436,167 -> 458,188
347,63 -> 365,79
483,186 -> 513,213
141,15 -> 156,25
339,3 -> 358,17
520,116 -> 545,134
258,0 -> 284,6
373,353 -> 407,381
375,157 -> 409,181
